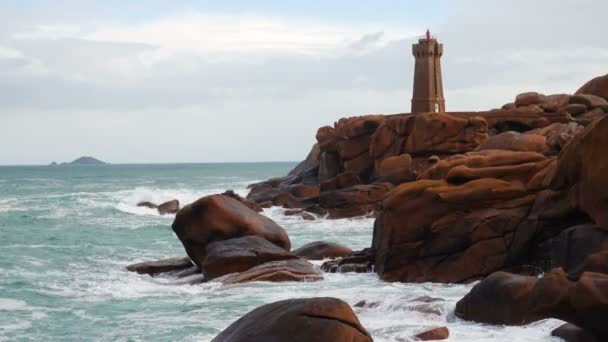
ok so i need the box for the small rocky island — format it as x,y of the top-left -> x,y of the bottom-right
50,156 -> 107,166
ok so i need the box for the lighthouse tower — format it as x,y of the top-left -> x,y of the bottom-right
411,30 -> 445,113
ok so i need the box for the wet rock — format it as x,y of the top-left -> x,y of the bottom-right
546,224 -> 608,275
171,194 -> 290,269
202,236 -> 297,280
552,323 -> 599,342
211,297 -> 371,342
454,271 -> 541,325
157,199 -> 180,215
576,74 -> 608,101
321,249 -> 375,273
125,257 -> 193,276
292,241 -> 352,260
413,326 -> 449,341
136,201 -> 157,209
215,259 -> 322,284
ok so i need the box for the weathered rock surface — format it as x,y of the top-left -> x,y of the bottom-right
475,131 -> 547,153
576,74 -> 608,101
171,194 -> 290,269
202,236 -> 297,280
454,271 -> 541,325
125,257 -> 193,276
211,297 -> 371,342
373,150 -> 554,283
215,259 -> 323,284
551,116 -> 608,228
292,241 -> 353,260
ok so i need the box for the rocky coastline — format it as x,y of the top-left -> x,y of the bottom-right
127,73 -> 608,341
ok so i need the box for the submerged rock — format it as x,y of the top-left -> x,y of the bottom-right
125,257 -> 193,276
292,241 -> 352,260
136,199 -> 180,215
171,194 -> 290,269
211,297 -> 372,342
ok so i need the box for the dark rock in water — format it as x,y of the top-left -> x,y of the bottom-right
319,182 -> 393,219
321,249 -> 375,273
49,161 -> 58,166
136,199 -> 179,215
211,297 -> 371,342
125,257 -> 193,276
171,194 -> 290,269
284,209 -> 316,221
292,241 -> 352,260
136,201 -> 158,209
214,259 -> 322,284
410,296 -> 444,303
545,224 -> 608,275
455,271 -> 541,325
202,236 -> 297,280
552,323 -> 599,342
456,266 -> 608,340
157,199 -> 179,215
413,327 -> 449,341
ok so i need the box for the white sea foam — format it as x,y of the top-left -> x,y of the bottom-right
0,298 -> 28,311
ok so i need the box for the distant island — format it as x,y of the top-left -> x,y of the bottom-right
49,156 -> 107,166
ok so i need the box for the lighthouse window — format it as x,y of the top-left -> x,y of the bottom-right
435,102 -> 440,112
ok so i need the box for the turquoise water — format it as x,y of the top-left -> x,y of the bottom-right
0,164 -> 563,341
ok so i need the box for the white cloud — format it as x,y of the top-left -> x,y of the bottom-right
0,1 -> 606,164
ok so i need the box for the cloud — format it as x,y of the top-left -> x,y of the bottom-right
0,1 -> 606,164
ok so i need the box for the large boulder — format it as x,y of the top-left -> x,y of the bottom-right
454,271 -> 541,325
202,236 -> 297,280
576,74 -> 608,101
551,116 -> 608,228
211,297 -> 372,342
215,259 -> 323,284
171,194 -> 291,269
293,241 -> 353,260
373,150 -> 554,283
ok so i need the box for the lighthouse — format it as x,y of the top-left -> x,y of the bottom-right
411,30 -> 445,113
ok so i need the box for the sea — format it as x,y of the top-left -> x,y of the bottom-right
0,163 -> 564,341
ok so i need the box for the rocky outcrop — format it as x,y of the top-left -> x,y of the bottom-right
211,297 -> 371,342
552,323 -> 599,342
171,194 -> 290,269
292,241 -> 353,260
456,250 -> 608,341
372,150 -> 555,283
201,236 -> 297,280
125,257 -> 193,276
319,183 -> 394,218
550,116 -> 608,228
215,259 -> 322,284
576,74 -> 608,101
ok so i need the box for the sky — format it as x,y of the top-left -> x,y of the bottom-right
0,0 -> 606,165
